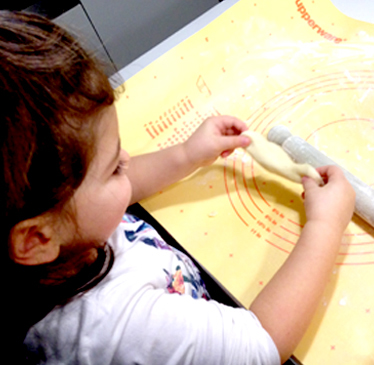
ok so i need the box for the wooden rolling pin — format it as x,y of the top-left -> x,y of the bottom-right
267,125 -> 374,228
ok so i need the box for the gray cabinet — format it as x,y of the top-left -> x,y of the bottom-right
79,0 -> 218,73
54,4 -> 117,76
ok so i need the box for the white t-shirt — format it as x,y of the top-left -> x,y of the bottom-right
24,214 -> 280,365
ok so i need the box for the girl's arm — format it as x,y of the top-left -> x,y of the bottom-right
249,165 -> 356,363
127,115 -> 250,204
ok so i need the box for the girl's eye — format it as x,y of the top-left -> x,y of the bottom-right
113,159 -> 128,175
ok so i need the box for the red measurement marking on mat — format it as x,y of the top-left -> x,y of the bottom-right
143,96 -> 195,141
196,75 -> 212,96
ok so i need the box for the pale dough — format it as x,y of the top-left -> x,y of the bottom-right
242,131 -> 323,185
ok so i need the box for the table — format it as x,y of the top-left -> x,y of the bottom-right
116,0 -> 374,363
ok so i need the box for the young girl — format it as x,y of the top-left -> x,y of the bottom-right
1,11 -> 355,365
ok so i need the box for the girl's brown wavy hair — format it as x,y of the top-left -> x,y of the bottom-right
0,11 -> 115,358
0,11 -> 115,240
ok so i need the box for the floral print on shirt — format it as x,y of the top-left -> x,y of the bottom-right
164,267 -> 185,294
122,213 -> 210,300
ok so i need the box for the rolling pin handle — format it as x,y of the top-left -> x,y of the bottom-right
267,125 -> 374,228
267,125 -> 293,145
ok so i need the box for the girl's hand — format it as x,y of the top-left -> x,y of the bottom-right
251,165 -> 355,362
182,115 -> 251,168
302,165 -> 356,234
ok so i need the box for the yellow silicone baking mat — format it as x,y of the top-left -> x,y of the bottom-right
116,0 -> 374,363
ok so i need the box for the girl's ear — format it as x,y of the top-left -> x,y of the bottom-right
9,216 -> 61,266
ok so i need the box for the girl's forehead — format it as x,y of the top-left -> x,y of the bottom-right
96,105 -> 119,138
91,106 -> 119,165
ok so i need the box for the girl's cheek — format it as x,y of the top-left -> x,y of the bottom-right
120,178 -> 132,204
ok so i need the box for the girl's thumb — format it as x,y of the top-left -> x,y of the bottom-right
223,134 -> 250,151
301,175 -> 317,191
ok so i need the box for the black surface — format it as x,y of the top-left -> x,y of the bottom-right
2,0 -> 79,18
2,0 -> 35,10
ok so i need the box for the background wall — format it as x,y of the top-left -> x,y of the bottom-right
330,0 -> 374,24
